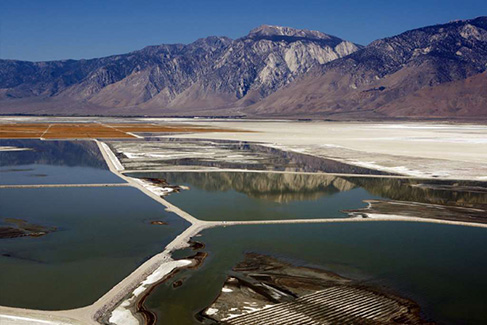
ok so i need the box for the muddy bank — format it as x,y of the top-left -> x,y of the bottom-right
142,178 -> 184,193
0,218 -> 56,239
199,253 -> 428,324
134,177 -> 188,198
345,199 -> 487,225
149,221 -> 168,225
348,178 -> 487,209
112,251 -> 209,325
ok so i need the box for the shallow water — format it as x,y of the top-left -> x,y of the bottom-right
111,138 -> 393,175
145,222 -> 487,325
136,172 -> 487,324
128,172 -> 381,221
0,187 -> 189,310
0,139 -> 124,184
127,172 -> 487,221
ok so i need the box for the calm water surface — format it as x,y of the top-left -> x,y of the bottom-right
0,139 -> 124,184
127,172 -> 487,221
112,138 -> 393,175
128,172 -> 383,221
134,172 -> 487,324
0,187 -> 189,310
145,223 -> 487,325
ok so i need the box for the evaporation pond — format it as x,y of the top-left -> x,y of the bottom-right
126,172 -> 470,221
0,139 -> 124,184
0,186 -> 189,310
144,222 -> 487,325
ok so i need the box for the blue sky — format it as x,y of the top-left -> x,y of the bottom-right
1,0 -> 486,61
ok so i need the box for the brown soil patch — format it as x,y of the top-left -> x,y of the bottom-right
0,124 -> 47,138
0,131 -> 44,138
110,124 -> 244,133
0,123 -> 241,139
0,218 -> 56,239
172,279 -> 184,288
0,124 -> 48,132
43,124 -> 133,139
133,251 -> 209,325
149,220 -> 168,225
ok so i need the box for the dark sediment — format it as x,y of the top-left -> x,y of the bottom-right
142,178 -> 183,194
0,218 -> 56,239
135,251 -> 209,325
172,279 -> 184,288
347,178 -> 487,209
189,240 -> 205,250
200,253 -> 429,324
345,199 -> 487,225
149,220 -> 168,225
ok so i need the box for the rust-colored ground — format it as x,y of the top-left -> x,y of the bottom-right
0,123 -> 240,139
0,124 -> 47,138
113,124 -> 241,133
43,124 -> 133,139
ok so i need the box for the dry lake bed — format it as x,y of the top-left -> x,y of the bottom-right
0,117 -> 486,325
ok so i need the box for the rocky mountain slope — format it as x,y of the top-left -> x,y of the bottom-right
250,17 -> 487,119
1,18 -> 486,119
0,25 -> 360,114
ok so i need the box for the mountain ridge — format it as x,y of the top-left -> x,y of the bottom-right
0,24 -> 360,115
248,16 -> 487,119
1,18 -> 486,119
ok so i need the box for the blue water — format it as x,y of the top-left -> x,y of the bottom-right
146,222 -> 487,325
0,139 -> 124,184
0,186 -> 189,310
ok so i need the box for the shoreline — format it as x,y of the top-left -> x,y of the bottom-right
122,167 -> 487,182
1,130 -> 486,324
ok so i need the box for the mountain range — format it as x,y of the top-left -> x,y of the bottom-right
1,17 -> 486,119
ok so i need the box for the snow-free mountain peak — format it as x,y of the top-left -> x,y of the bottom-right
2,18 -> 485,120
247,24 -> 336,41
0,25 -> 360,114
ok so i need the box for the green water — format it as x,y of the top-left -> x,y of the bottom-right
0,187 -> 189,310
130,172 -> 384,221
128,171 -> 487,221
145,222 -> 487,325
2,163 -> 486,325
134,172 -> 487,324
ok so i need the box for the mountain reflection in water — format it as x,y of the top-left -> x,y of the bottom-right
127,171 -> 487,208
111,138 -> 394,175
0,139 -> 124,185
0,139 -> 107,168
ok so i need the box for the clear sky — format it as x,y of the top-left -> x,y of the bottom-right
1,0 -> 486,62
